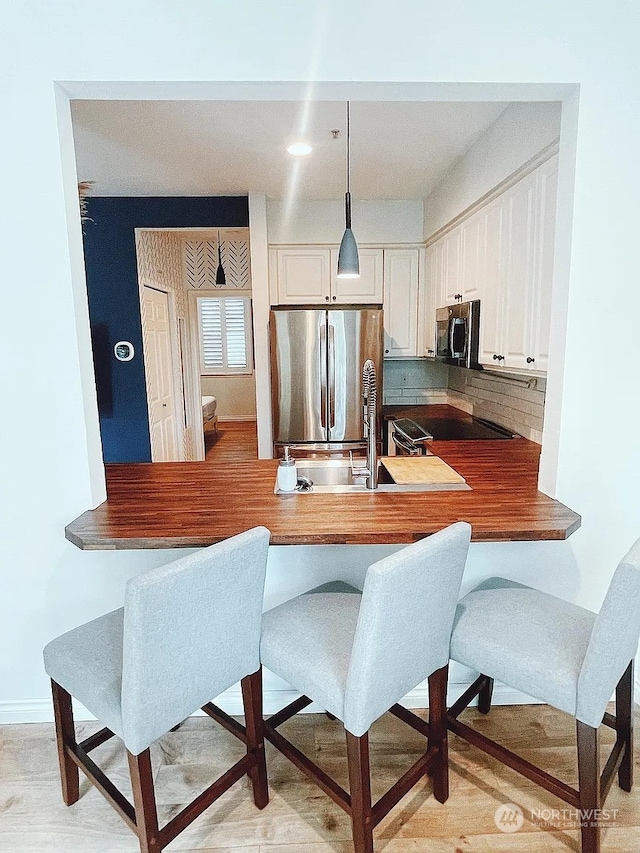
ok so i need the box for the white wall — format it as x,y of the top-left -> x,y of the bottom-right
2,1 -> 640,718
201,375 -> 257,420
267,199 -> 424,244
423,101 -> 562,238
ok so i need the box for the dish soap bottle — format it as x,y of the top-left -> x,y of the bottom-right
277,446 -> 297,492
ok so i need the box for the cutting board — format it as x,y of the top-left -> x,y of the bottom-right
381,456 -> 466,485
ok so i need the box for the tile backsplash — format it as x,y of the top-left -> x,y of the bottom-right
383,360 -> 546,443
383,359 -> 450,405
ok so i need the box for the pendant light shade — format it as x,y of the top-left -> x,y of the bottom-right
337,101 -> 360,279
215,231 -> 226,286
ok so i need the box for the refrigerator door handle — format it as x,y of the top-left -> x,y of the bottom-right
319,323 -> 327,430
328,324 -> 336,429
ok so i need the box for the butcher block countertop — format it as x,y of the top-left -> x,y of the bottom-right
65,436 -> 581,550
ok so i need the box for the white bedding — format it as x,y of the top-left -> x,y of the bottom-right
202,396 -> 217,420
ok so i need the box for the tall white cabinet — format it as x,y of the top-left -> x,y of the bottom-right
383,249 -> 420,357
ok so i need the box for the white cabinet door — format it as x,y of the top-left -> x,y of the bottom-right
530,155 -> 558,372
460,211 -> 484,301
330,247 -> 383,303
423,242 -> 442,357
477,198 -> 506,366
442,227 -> 462,305
502,170 -> 537,371
383,249 -> 419,357
275,248 -> 331,304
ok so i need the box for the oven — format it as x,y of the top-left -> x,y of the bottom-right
388,419 -> 433,456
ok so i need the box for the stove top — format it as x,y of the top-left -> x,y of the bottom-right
410,416 -> 518,441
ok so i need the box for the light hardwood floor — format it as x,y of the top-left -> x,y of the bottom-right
205,420 -> 258,463
0,704 -> 638,852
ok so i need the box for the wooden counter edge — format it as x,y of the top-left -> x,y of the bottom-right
65,517 -> 582,551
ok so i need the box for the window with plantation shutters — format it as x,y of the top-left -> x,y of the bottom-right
197,296 -> 253,375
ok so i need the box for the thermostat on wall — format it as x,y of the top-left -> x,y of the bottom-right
114,341 -> 135,362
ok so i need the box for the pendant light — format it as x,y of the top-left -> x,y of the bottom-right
215,230 -> 226,285
337,101 -> 360,279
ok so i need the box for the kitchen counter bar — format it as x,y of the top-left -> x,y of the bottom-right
65,439 -> 580,550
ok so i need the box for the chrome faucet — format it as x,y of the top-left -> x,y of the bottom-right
362,359 -> 378,490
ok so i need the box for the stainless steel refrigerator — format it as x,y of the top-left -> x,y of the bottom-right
270,307 -> 383,453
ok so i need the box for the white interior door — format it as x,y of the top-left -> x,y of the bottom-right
142,286 -> 180,461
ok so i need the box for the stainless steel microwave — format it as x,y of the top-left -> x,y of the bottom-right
435,300 -> 481,369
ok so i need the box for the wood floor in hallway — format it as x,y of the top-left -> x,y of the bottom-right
1,704 -> 638,852
205,420 -> 258,463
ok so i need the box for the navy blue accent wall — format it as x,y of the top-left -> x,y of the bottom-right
83,196 -> 249,463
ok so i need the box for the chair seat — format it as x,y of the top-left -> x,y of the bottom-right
450,578 -> 596,717
44,607 -> 125,739
261,588 -> 362,722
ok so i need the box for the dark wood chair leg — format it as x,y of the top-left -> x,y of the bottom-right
577,720 -> 601,853
428,664 -> 449,803
477,675 -> 494,715
346,731 -> 374,853
128,749 -> 160,853
241,668 -> 269,809
50,680 -> 80,806
616,659 -> 634,792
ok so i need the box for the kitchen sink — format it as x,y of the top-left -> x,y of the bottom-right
274,458 -> 470,495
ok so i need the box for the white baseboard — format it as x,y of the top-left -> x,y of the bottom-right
217,416 -> 257,423
0,682 -> 540,725
7,679 -> 639,726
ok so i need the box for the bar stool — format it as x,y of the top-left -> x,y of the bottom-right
260,521 -> 472,853
43,526 -> 271,853
448,537 -> 640,853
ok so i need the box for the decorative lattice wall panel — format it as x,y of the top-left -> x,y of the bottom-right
184,230 -> 251,290
136,231 -> 187,318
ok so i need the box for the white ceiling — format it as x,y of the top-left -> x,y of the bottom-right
71,100 -> 509,201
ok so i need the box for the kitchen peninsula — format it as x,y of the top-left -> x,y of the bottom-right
66,436 -> 580,550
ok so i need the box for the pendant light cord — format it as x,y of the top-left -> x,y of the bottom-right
345,101 -> 352,229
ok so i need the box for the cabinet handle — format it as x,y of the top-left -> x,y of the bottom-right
385,348 -> 390,354
527,356 -> 535,364
427,348 -> 434,354
493,354 -> 504,362
455,293 -> 462,301
325,295 -> 330,301
332,295 -> 337,301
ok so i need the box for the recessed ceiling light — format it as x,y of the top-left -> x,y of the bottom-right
287,142 -> 313,156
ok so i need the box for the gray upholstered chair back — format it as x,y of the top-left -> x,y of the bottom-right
121,526 -> 270,754
577,536 -> 640,727
343,521 -> 471,736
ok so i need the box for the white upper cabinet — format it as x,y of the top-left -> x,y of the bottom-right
426,153 -> 558,374
460,211 -> 484,301
530,155 -> 558,372
272,247 -> 331,304
477,198 -> 505,365
270,246 -> 383,305
442,228 -> 462,305
501,169 -> 537,371
383,248 -> 420,358
423,241 -> 444,357
330,247 -> 384,303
